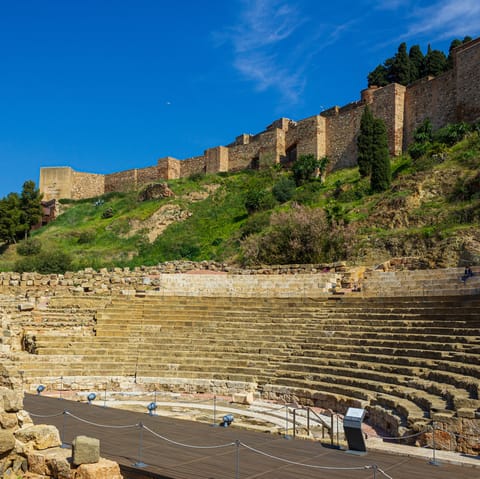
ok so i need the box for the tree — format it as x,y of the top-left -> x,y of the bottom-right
423,45 -> 447,76
388,42 -> 411,85
370,118 -> 391,192
408,45 -> 424,82
292,154 -> 321,186
368,64 -> 389,87
357,106 -> 391,191
0,193 -> 22,244
447,36 -> 473,68
19,180 -> 42,239
357,106 -> 375,177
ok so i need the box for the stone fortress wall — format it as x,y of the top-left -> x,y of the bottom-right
40,38 -> 480,201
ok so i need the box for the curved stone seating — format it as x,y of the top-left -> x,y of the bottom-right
11,288 -> 480,439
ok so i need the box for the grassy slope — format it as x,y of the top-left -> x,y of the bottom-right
0,133 -> 479,271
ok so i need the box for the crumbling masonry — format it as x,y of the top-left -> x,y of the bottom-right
40,38 -> 480,201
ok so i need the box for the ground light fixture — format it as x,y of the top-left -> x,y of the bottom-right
87,393 -> 96,405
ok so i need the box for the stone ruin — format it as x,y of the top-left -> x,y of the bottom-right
0,366 -> 122,479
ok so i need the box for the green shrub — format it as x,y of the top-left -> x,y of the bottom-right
244,188 -> 275,214
292,155 -> 320,186
239,211 -> 270,239
102,207 -> 114,219
408,141 -> 431,160
293,181 -> 323,205
16,238 -> 42,256
434,122 -> 471,146
14,250 -> 73,274
188,172 -> 205,182
77,230 -> 96,244
451,172 -> 480,201
272,177 -> 296,203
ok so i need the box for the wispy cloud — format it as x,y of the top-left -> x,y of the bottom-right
403,0 -> 480,40
372,0 -> 411,10
216,0 -> 354,105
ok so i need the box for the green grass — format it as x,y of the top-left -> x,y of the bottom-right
2,135 -> 480,271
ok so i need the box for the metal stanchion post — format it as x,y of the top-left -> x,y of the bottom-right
59,376 -> 63,400
235,440 -> 240,479
103,382 -> 107,408
372,464 -> 378,478
293,409 -> 296,439
284,404 -> 290,439
331,414 -> 334,446
307,407 -> 310,436
336,414 -> 339,447
133,422 -> 147,468
429,421 -> 441,466
211,395 -> 218,427
61,410 -> 69,448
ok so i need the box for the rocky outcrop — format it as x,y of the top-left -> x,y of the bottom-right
0,367 -> 123,478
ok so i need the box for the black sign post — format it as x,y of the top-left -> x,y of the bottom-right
343,407 -> 367,453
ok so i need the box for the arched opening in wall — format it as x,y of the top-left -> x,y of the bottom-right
285,144 -> 297,165
250,156 -> 260,170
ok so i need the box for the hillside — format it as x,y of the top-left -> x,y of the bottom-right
1,130 -> 479,272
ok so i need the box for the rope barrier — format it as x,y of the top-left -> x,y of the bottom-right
377,466 -> 395,479
64,411 -> 139,429
28,411 -> 65,419
239,441 -> 370,471
143,424 -> 236,449
26,403 -> 480,477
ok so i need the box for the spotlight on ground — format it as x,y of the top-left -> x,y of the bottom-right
147,402 -> 157,416
36,385 -> 45,395
221,414 -> 234,427
87,393 -> 97,405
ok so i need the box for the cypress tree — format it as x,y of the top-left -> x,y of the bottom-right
357,106 -> 375,177
370,118 -> 391,192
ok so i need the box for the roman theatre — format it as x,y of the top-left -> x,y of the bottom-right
1,260 -> 479,455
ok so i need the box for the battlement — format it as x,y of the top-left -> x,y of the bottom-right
40,38 -> 480,201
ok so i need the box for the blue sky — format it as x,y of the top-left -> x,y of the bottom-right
0,0 -> 478,198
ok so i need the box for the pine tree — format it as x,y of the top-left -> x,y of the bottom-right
408,45 -> 424,82
367,64 -> 389,87
388,42 -> 411,85
370,118 -> 391,192
357,106 -> 375,177
423,44 -> 447,76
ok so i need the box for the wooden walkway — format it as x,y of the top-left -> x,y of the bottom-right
24,394 -> 478,479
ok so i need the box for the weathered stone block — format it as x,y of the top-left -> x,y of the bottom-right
74,457 -> 122,479
0,412 -> 18,430
0,430 -> 15,454
72,435 -> 100,466
232,392 -> 254,405
0,387 -> 22,412
15,424 -> 61,450
27,447 -> 72,477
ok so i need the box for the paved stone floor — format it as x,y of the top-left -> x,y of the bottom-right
25,394 -> 479,479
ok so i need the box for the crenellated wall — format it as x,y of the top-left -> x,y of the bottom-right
39,37 -> 480,200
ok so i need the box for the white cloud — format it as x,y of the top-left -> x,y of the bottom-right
218,0 -> 305,103
372,0 -> 411,10
404,0 -> 480,40
217,0 -> 358,105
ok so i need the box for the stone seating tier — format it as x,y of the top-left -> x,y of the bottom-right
12,292 -> 480,438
